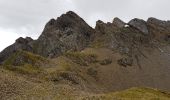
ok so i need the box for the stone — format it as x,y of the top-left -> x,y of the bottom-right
128,18 -> 149,35
113,17 -> 126,28
147,17 -> 170,39
118,57 -> 133,67
95,18 -> 125,35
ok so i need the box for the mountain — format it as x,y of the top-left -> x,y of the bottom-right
0,11 -> 170,99
34,11 -> 95,57
0,11 -> 95,63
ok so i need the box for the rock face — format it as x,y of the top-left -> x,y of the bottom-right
0,37 -> 34,64
113,17 -> 126,28
34,11 -> 95,57
128,18 -> 149,35
147,17 -> 170,40
95,18 -> 125,35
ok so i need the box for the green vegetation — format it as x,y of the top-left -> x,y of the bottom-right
57,58 -> 74,71
4,50 -> 48,66
81,87 -> 170,100
4,64 -> 43,74
3,50 -> 48,74
64,51 -> 98,66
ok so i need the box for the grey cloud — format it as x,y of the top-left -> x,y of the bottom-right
0,0 -> 76,37
1,0 -> 170,35
72,0 -> 170,26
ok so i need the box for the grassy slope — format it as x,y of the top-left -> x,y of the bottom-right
0,49 -> 170,100
81,87 -> 170,100
0,69 -> 169,100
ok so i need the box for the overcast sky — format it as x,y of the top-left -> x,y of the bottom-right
0,0 -> 170,51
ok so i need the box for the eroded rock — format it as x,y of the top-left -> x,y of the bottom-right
128,18 -> 149,35
35,11 -> 95,57
113,17 -> 126,28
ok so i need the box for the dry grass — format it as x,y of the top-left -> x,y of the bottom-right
0,48 -> 170,100
64,51 -> 98,66
2,50 -> 48,75
81,87 -> 170,100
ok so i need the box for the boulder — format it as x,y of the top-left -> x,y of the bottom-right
113,17 -> 126,28
128,18 -> 149,35
118,57 -> 133,67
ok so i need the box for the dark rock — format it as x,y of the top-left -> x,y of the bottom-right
147,17 -> 170,39
95,18 -> 125,35
34,11 -> 95,57
118,57 -> 133,67
95,20 -> 107,34
128,18 -> 149,35
0,37 -> 34,64
15,37 -> 33,44
113,17 -> 126,28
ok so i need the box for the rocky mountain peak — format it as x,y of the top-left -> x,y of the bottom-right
1,12 -> 170,64
55,11 -> 84,29
35,11 -> 95,57
43,11 -> 84,31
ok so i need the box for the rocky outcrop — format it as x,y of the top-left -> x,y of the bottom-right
128,18 -> 149,35
34,11 -> 95,57
113,17 -> 126,28
147,17 -> 170,40
95,17 -> 125,34
118,57 -> 133,67
0,37 -> 34,64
